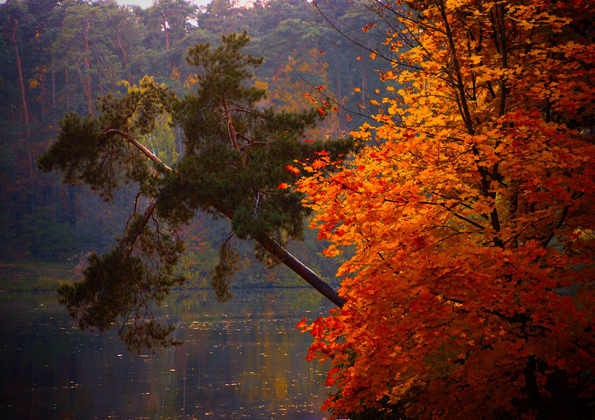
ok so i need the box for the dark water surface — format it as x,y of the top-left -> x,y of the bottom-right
0,288 -> 335,419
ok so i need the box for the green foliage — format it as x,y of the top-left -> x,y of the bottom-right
39,32 -> 358,351
37,76 -> 177,201
0,204 -> 78,261
32,276 -> 63,291
142,113 -> 180,167
1,0 -> 384,276
0,260 -> 77,291
99,76 -> 177,136
184,32 -> 264,110
37,114 -> 105,187
210,239 -> 241,302
162,32 -> 355,241
58,248 -> 184,352
20,207 -> 78,260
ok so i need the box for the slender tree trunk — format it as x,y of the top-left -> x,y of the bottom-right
96,56 -> 104,96
40,65 -> 46,118
84,18 -> 92,115
51,69 -> 56,109
10,100 -> 15,122
336,75 -> 343,132
116,37 -> 128,67
115,37 -> 129,83
11,16 -> 35,214
54,183 -> 59,222
177,126 -> 183,156
65,67 -> 70,109
68,185 -> 76,225
162,16 -> 171,74
362,68 -> 367,105
11,16 -> 29,134
27,139 -> 35,214
525,356 -> 545,418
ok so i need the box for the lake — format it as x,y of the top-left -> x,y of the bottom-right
0,288 -> 336,420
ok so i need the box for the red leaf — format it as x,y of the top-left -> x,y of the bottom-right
285,165 -> 300,175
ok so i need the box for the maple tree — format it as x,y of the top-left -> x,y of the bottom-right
297,0 -> 595,419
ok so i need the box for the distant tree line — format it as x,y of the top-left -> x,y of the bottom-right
0,0 -> 387,265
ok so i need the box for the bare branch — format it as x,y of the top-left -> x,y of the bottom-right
104,128 -> 173,172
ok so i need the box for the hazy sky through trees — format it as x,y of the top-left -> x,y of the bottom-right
117,0 -> 210,8
0,0 -> 211,8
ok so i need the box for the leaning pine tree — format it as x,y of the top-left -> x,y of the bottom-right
39,32 -> 354,352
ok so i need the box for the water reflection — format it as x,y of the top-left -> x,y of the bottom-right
0,288 -> 334,419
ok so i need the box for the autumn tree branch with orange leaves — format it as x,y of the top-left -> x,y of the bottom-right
298,0 -> 595,419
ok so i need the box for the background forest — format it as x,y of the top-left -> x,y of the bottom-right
0,0 -> 387,288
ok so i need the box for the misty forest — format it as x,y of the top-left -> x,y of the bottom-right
2,0 -> 595,420
0,0 -> 383,288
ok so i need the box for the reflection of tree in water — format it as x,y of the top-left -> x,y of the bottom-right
0,289 -> 331,419
170,289 -> 334,417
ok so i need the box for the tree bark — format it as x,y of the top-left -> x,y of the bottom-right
256,233 -> 346,307
65,66 -> 70,109
162,16 -> 171,73
51,69 -> 56,109
41,67 -> 46,117
11,16 -> 29,132
11,15 -> 35,214
524,356 -> 545,418
213,200 -> 346,307
84,18 -> 92,115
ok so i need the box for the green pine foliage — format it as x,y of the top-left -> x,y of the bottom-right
0,0 -> 387,351
39,32 -> 357,351
0,0 -> 385,264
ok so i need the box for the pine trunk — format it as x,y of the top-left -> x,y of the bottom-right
84,19 -> 92,115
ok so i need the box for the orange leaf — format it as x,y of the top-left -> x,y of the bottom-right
284,165 -> 300,175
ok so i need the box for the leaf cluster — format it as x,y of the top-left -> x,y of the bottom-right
58,245 -> 184,352
298,0 -> 595,419
37,113 -> 150,201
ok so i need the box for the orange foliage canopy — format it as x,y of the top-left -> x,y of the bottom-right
297,0 -> 595,419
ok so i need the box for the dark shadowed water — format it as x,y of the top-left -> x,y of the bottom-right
0,288 -> 335,420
